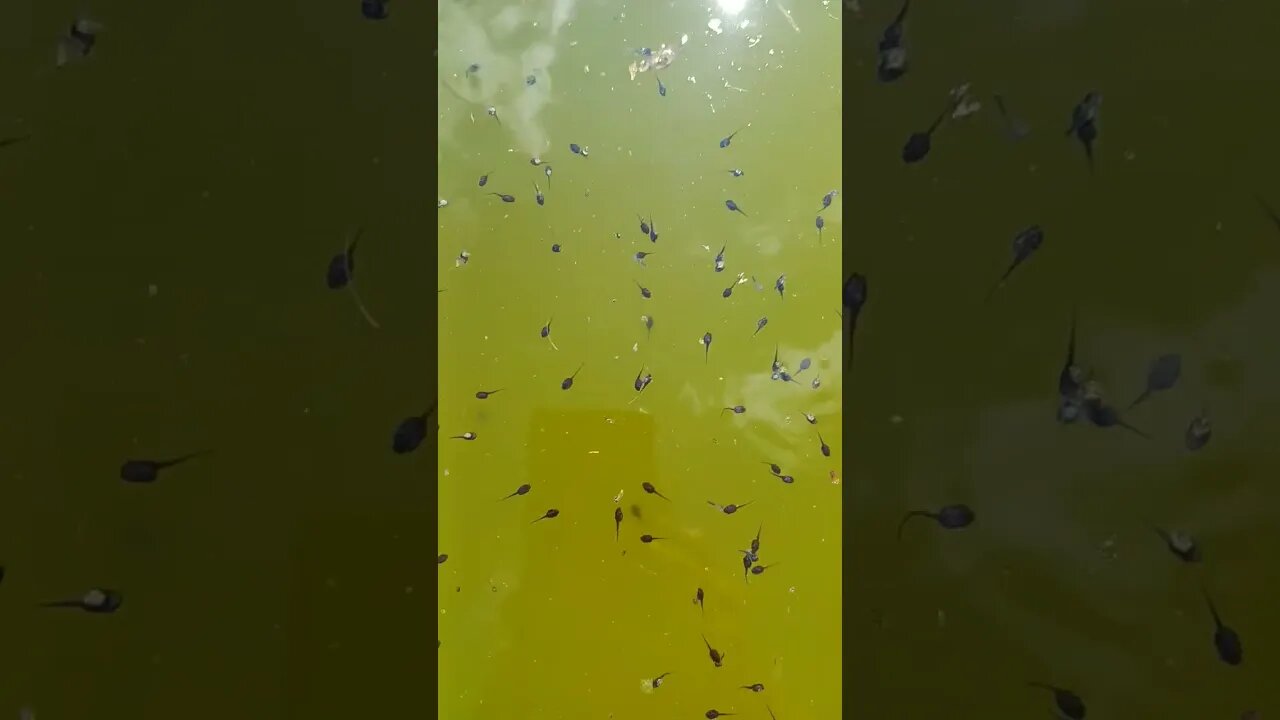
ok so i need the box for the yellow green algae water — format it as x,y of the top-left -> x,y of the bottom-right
845,0 -> 1280,717
437,0 -> 842,718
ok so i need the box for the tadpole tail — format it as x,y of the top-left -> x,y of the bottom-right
39,600 -> 80,609
993,94 -> 1009,118
1066,305 -> 1077,365
1026,681 -> 1060,693
896,510 -> 930,540
1083,138 -> 1095,175
844,319 -> 858,371
1255,194 -> 1280,231
1118,418 -> 1151,439
1201,584 -> 1222,627
346,226 -> 364,259
893,0 -> 910,27
157,451 -> 211,470
1127,390 -> 1151,410
347,279 -> 382,329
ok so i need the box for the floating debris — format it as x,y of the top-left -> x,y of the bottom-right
628,44 -> 676,81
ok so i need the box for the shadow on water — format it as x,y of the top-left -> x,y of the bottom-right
846,0 -> 1280,716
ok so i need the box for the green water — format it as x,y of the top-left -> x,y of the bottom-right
437,0 -> 842,718
847,0 -> 1280,717
1,3 -> 435,718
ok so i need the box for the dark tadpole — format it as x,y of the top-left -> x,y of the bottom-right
694,587 -> 705,614
651,671 -> 672,688
749,562 -> 779,575
475,389 -> 503,399
709,500 -> 753,515
56,18 -> 103,68
561,363 -> 583,390
986,225 -> 1044,300
1128,353 -> 1181,409
450,432 -> 477,441
876,0 -> 910,82
1065,91 -> 1102,174
1185,408 -> 1212,450
500,484 -> 531,501
702,634 -> 725,667
897,504 -> 974,539
721,405 -> 746,416
642,481 -> 671,500
614,507 -> 623,541
326,227 -> 361,289
843,273 -> 867,370
532,508 -> 560,524
817,432 -> 830,457
1027,682 -> 1086,720
1057,306 -> 1082,421
762,461 -> 782,476
633,367 -> 654,394
437,554 -> 448,564
705,711 -> 736,719
41,588 -> 123,614
360,0 -> 390,20
1154,526 -> 1200,563
725,199 -> 748,217
901,97 -> 958,164
702,332 -> 713,363
719,127 -> 745,148
120,452 -> 207,483
392,412 -> 430,454
489,193 -> 516,203
741,683 -> 764,692
1203,586 -> 1243,666
639,534 -> 666,543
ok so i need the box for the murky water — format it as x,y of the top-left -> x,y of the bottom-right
438,0 -> 842,718
0,3 -> 433,718
847,1 -> 1280,716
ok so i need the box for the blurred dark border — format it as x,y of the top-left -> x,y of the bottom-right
840,4 -> 860,716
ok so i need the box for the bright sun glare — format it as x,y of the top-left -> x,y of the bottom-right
716,0 -> 748,16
